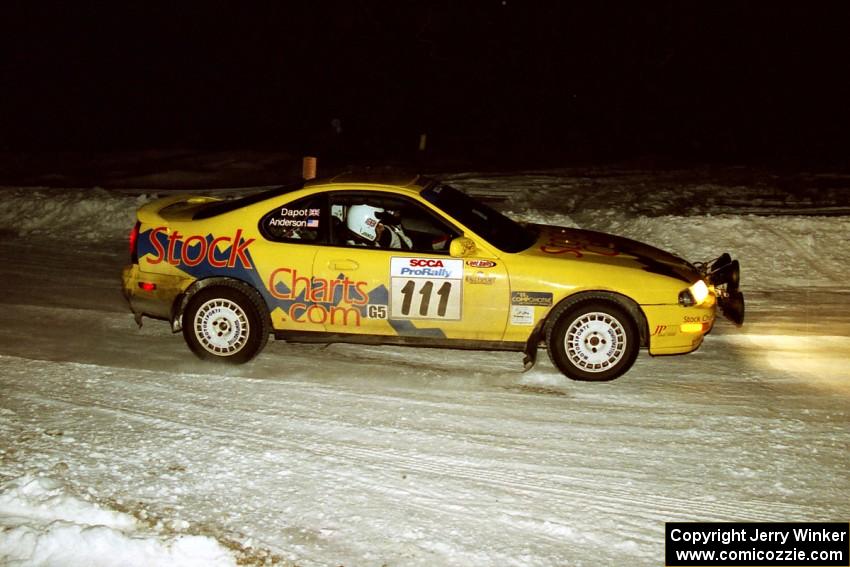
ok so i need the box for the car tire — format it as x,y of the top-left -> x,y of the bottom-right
545,298 -> 639,381
182,285 -> 270,364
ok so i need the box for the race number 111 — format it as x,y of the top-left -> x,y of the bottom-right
391,278 -> 461,320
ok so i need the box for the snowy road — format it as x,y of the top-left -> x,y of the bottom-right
1,171 -> 849,566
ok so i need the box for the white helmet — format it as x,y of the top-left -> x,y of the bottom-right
346,204 -> 384,242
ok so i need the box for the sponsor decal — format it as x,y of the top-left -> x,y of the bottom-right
268,267 -> 370,326
683,314 -> 712,323
390,257 -> 463,279
366,304 -> 388,319
267,207 -> 321,229
538,230 -> 689,283
465,271 -> 495,285
650,325 -> 677,337
391,257 -> 463,320
510,291 -> 553,307
146,227 -> 255,269
268,268 -> 368,304
276,206 -> 321,217
269,217 -> 310,228
466,259 -> 497,268
510,305 -> 534,326
539,234 -> 620,258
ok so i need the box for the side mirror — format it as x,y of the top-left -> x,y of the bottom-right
449,236 -> 477,257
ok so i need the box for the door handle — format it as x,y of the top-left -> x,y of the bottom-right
329,259 -> 359,270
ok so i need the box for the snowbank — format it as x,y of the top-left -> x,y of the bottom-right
0,476 -> 236,567
0,187 -> 159,242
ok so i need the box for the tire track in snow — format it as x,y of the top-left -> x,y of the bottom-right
748,216 -> 844,283
3,361 -> 810,538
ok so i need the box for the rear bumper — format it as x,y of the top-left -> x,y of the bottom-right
121,264 -> 189,321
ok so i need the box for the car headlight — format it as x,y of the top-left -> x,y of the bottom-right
679,280 -> 710,307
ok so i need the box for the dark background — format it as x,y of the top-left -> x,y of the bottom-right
3,2 -> 850,169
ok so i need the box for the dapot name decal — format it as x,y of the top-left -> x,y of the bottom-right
390,257 -> 463,320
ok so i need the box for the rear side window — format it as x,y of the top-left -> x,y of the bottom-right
194,182 -> 305,220
260,195 -> 325,243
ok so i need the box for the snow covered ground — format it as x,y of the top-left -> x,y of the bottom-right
1,167 -> 849,565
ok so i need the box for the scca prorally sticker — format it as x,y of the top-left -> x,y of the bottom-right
390,257 -> 463,320
391,257 -> 462,279
511,291 -> 553,307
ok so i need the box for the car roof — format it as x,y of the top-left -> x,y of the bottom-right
305,170 -> 428,191
192,171 -> 434,220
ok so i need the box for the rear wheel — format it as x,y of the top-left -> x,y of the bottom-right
183,286 -> 269,363
545,299 -> 639,381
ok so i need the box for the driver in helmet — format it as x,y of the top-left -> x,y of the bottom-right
345,204 -> 413,250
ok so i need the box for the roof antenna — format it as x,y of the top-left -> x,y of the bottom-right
302,156 -> 317,180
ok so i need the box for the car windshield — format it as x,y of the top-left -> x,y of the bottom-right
421,183 -> 536,253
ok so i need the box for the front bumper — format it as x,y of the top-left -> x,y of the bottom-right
643,302 -> 716,356
644,250 -> 746,355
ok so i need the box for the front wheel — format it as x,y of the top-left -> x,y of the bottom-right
183,285 -> 269,364
545,299 -> 639,381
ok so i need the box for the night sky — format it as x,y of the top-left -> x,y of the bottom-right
3,2 -> 850,165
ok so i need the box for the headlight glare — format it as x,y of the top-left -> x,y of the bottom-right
679,280 -> 710,307
689,280 -> 710,305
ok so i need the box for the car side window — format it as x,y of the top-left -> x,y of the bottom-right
329,193 -> 458,253
260,195 -> 325,243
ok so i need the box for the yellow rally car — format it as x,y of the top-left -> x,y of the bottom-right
122,172 -> 744,381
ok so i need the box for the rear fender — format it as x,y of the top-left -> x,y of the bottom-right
171,277 -> 270,333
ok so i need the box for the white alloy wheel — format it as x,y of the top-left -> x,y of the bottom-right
193,298 -> 251,355
564,311 -> 627,372
545,299 -> 639,381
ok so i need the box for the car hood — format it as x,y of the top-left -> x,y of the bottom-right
522,224 -> 700,284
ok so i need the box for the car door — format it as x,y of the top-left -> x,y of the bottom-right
311,191 -> 509,341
